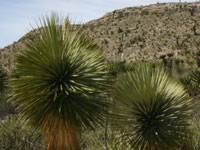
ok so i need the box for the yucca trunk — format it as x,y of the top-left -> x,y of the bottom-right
42,114 -> 81,150
146,142 -> 149,150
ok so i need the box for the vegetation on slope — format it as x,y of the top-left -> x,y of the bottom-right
1,2 -> 200,72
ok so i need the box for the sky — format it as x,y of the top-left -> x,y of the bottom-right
0,0 -> 196,48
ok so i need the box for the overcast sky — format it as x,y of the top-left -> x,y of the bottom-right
0,0 -> 196,48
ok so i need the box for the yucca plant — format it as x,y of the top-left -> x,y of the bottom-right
9,14 -> 110,150
0,66 -> 12,116
179,76 -> 198,96
0,66 -> 7,92
190,69 -> 200,87
180,69 -> 200,96
112,64 -> 192,150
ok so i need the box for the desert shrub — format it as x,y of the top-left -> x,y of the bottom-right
107,61 -> 163,77
174,58 -> 181,65
80,128 -> 105,150
148,60 -> 162,69
0,67 -> 14,117
197,51 -> 200,57
160,54 -> 166,59
0,115 -> 44,150
126,29 -> 131,34
118,27 -> 123,33
177,108 -> 200,150
0,97 -> 14,118
141,10 -> 149,15
80,126 -> 128,150
167,52 -> 174,58
117,12 -> 123,19
107,61 -> 127,76
130,39 -> 135,44
190,111 -> 200,150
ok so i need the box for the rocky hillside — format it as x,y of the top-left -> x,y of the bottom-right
1,2 -> 200,72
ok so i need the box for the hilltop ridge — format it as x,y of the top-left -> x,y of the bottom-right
1,2 -> 200,71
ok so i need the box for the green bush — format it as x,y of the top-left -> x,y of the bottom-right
118,27 -> 123,33
0,116 -> 44,150
190,111 -> 200,150
80,126 -> 128,150
107,61 -> 127,76
0,66 -> 14,117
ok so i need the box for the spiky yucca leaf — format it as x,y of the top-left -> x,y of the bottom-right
179,76 -> 197,96
180,69 -> 200,96
0,66 -> 7,92
190,69 -> 200,86
112,65 -> 192,150
9,14 -> 109,150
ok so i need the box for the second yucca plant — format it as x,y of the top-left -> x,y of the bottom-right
112,65 -> 192,150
